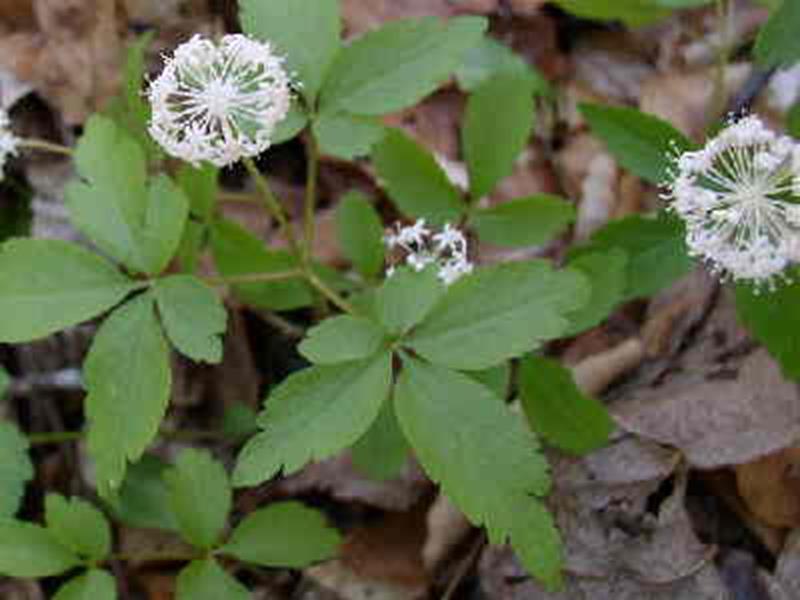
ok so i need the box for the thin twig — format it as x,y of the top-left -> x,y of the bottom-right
19,138 -> 74,156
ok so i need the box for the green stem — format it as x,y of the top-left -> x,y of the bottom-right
302,133 -> 320,263
242,157 -> 300,254
305,270 -> 355,314
19,138 -> 73,156
203,269 -> 304,286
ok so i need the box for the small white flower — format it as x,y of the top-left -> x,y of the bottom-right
432,222 -> 467,256
0,108 -> 19,180
384,220 -> 473,285
148,34 -> 291,167
665,115 -> 800,288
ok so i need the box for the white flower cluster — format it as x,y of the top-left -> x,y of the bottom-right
148,34 -> 291,167
385,219 -> 473,285
0,108 -> 19,180
666,115 -> 800,288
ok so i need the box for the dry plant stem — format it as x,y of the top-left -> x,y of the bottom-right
28,427 -> 234,447
19,138 -> 73,156
243,157 -> 300,254
302,132 -> 320,264
218,190 -> 261,204
709,0 -> 732,123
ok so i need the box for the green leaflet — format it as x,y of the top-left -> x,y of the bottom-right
0,421 -> 33,517
335,191 -> 386,278
85,292 -> 171,497
755,0 -> 800,68
299,315 -> 387,365
735,277 -> 800,380
551,0 -> 671,26
578,214 -> 692,300
372,128 -> 466,225
408,261 -> 589,370
0,239 -> 137,343
351,395 -> 409,481
375,266 -> 445,336
240,0 -> 341,102
66,116 -> 188,275
313,112 -> 386,159
519,356 -> 614,454
395,358 -> 563,587
108,454 -> 178,531
0,521 -> 78,578
463,74 -> 537,200
45,495 -> 112,562
580,103 -> 695,185
563,249 -> 628,335
210,218 -> 312,311
154,275 -> 227,364
54,569 -> 117,600
221,502 -> 340,567
234,353 -> 393,487
175,559 -> 249,600
320,16 -> 487,116
177,164 -> 218,222
165,449 -> 231,550
471,195 -> 575,247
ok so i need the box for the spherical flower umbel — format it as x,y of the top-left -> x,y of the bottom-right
665,115 -> 800,288
385,220 -> 473,285
0,108 -> 19,180
148,34 -> 291,167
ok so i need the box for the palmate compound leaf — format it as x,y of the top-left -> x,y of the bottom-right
164,448 -> 231,550
54,569 -> 116,600
45,495 -> 112,562
319,16 -> 487,116
0,421 -> 33,518
519,356 -> 614,454
0,239 -> 137,343
233,352 -> 393,487
154,275 -> 227,364
85,292 -> 171,497
176,559 -> 249,600
0,520 -> 79,578
395,358 -> 563,588
220,501 -> 340,567
66,115 -> 189,275
407,261 -> 589,370
240,0 -> 340,103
